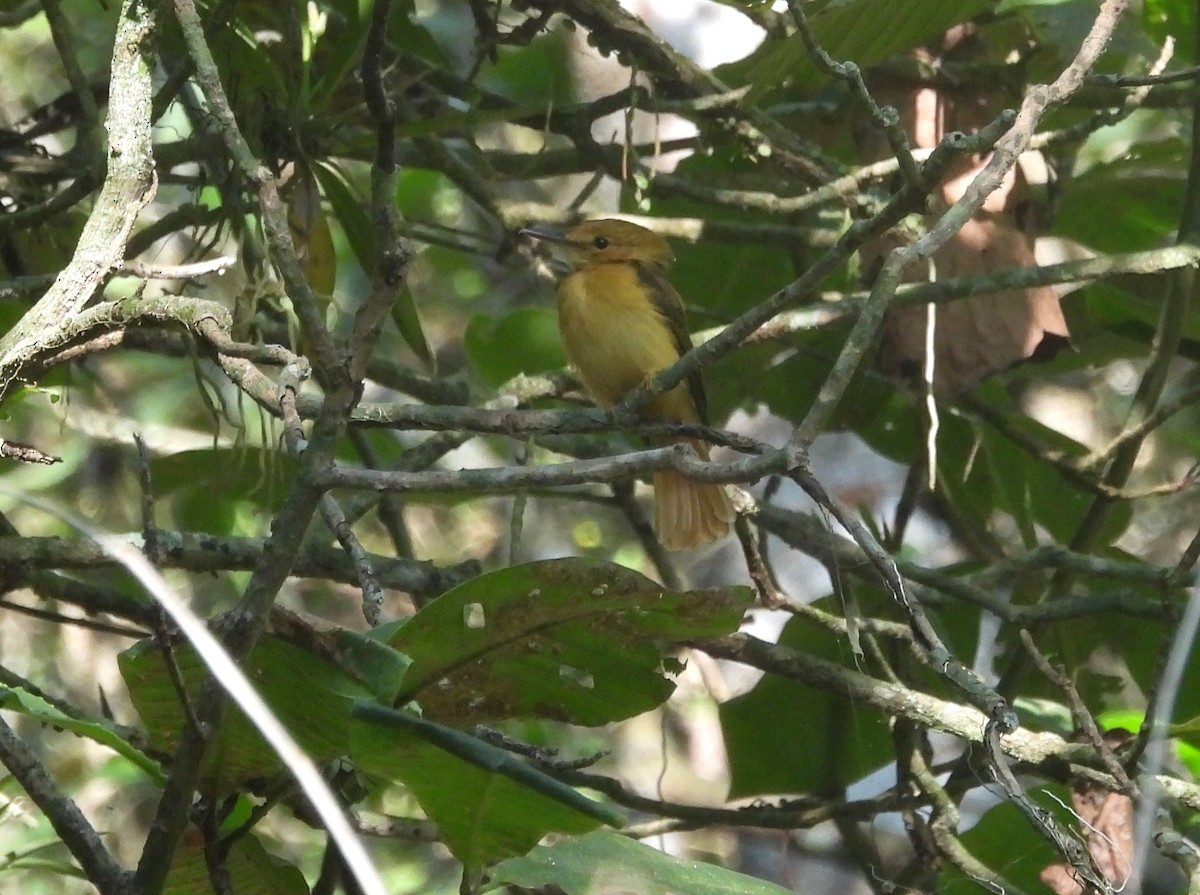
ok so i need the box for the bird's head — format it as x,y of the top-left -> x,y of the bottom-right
521,219 -> 674,270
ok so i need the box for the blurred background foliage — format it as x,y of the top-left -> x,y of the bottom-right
0,0 -> 1199,893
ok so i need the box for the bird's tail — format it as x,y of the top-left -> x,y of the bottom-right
653,439 -> 735,550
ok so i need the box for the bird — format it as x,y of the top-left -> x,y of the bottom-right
522,219 -> 735,550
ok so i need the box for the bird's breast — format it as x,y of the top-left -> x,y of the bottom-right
557,263 -> 685,411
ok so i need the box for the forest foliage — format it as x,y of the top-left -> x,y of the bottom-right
0,0 -> 1199,894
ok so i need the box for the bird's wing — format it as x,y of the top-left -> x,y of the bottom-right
635,263 -> 710,426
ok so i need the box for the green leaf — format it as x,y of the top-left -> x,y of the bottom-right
480,34 -> 574,106
1145,0 -> 1196,62
929,394 -> 1131,548
395,168 -> 455,219
0,855 -> 86,880
666,226 -> 795,319
119,632 -> 401,794
941,796 -> 1070,895
351,704 -> 615,871
390,285 -> 435,371
490,830 -> 797,895
464,307 -> 566,388
164,830 -> 310,895
1080,280 -> 1200,356
273,612 -> 412,704
311,162 -> 374,278
206,11 -> 290,107
754,322 -> 899,432
354,704 -> 618,824
703,0 -> 778,9
1054,132 -> 1188,253
148,448 -> 297,531
741,0 -> 992,101
308,0 -> 374,109
389,558 -> 753,726
996,0 -> 1077,10
721,606 -> 891,797
387,0 -> 445,63
1114,612 -> 1200,723
313,161 -> 436,369
629,153 -> 799,320
0,688 -> 163,786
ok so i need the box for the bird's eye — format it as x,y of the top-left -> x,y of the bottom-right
592,236 -> 609,249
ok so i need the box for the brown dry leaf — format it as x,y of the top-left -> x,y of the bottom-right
1039,784 -> 1135,895
862,32 -> 1071,396
1040,861 -> 1082,895
876,217 -> 1070,397
1080,787 -> 1135,886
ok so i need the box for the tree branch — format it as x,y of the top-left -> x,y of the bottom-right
694,632 -> 1200,812
0,716 -> 133,895
0,0 -> 157,399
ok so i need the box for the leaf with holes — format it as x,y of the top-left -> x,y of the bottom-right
388,558 -> 752,726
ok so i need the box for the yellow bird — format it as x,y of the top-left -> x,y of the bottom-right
523,219 -> 734,550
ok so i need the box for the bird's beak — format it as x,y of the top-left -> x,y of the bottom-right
519,226 -> 571,246
519,226 -> 574,275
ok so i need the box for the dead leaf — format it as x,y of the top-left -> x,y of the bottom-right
861,32 -> 1071,396
1039,784 -> 1134,895
876,217 -> 1070,396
